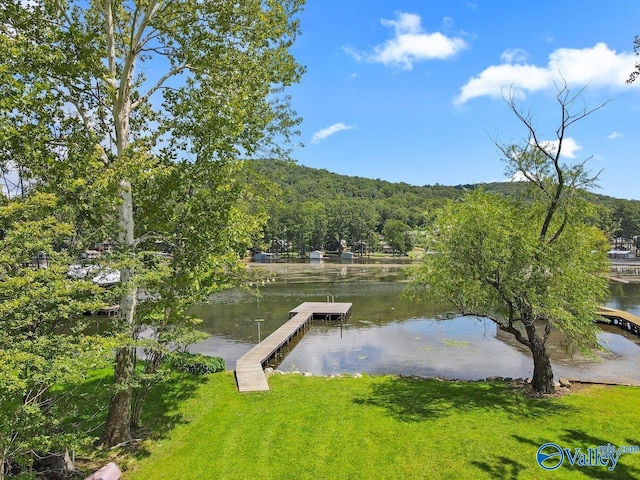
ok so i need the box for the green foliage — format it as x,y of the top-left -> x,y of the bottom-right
408,86 -> 615,395
1,0 -> 306,450
167,352 -> 226,375
382,219 -> 411,255
0,193 -> 114,476
409,190 -> 609,349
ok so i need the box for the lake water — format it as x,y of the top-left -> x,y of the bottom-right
189,262 -> 640,384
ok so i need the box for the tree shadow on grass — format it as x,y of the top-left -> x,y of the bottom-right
127,372 -> 209,459
471,456 -> 527,480
352,376 -> 570,422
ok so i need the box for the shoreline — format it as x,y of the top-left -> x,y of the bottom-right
247,258 -> 640,283
263,369 -> 640,390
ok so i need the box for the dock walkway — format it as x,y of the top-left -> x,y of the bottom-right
235,302 -> 352,392
597,306 -> 640,335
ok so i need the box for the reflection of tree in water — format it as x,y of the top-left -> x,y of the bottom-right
606,282 -> 640,314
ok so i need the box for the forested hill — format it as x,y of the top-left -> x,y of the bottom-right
250,159 -> 483,202
248,159 -> 640,245
249,159 -> 514,223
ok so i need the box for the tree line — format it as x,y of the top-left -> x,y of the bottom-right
248,159 -> 640,255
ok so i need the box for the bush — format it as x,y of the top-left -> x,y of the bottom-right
168,352 -> 225,375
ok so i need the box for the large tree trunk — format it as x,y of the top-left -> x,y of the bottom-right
101,345 -> 136,446
102,181 -> 138,446
130,383 -> 150,430
130,350 -> 163,428
525,322 -> 555,394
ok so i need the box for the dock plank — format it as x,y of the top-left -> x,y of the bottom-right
236,362 -> 270,392
235,302 -> 352,392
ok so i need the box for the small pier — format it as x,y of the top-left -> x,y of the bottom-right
597,306 -> 640,336
97,305 -> 120,317
235,302 -> 352,392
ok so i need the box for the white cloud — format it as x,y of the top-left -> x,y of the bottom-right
608,131 -> 623,140
536,137 -> 582,159
347,12 -> 467,70
540,33 -> 554,44
311,123 -> 354,144
456,43 -> 637,105
342,46 -> 363,62
506,138 -> 581,183
442,16 -> 455,31
500,48 -> 529,64
509,171 -> 530,182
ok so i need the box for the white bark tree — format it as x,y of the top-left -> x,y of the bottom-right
1,0 -> 304,447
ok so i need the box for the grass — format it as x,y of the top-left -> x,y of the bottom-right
118,372 -> 640,480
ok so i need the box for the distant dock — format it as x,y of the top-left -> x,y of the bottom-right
597,306 -> 640,336
235,302 -> 352,393
96,305 -> 120,316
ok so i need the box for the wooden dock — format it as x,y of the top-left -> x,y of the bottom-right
235,302 -> 352,393
97,305 -> 120,316
597,306 -> 640,336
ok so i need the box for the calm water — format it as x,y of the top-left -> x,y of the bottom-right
189,263 -> 640,384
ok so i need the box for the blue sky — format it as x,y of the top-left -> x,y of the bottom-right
287,1 -> 640,200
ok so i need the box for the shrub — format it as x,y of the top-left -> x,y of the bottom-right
168,352 -> 225,375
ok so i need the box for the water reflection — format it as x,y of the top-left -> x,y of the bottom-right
189,265 -> 640,384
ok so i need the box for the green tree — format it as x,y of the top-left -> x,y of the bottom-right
300,201 -> 328,251
345,200 -> 379,251
126,158 -> 267,429
325,199 -> 378,252
382,219 -> 410,255
324,199 -> 348,251
409,86 -> 610,394
612,201 -> 640,239
0,192 -> 112,478
1,0 -> 304,448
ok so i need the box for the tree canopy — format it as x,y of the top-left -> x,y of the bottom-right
0,0 -> 305,469
409,86 -> 611,394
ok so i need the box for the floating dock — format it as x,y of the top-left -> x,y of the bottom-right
235,302 -> 352,392
597,306 -> 640,336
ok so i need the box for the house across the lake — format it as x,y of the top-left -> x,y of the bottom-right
253,252 -> 277,262
310,250 -> 324,260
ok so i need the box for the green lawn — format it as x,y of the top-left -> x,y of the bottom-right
121,372 -> 640,479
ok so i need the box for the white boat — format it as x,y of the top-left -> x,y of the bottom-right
91,269 -> 121,286
68,264 -> 101,279
68,264 -> 120,286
